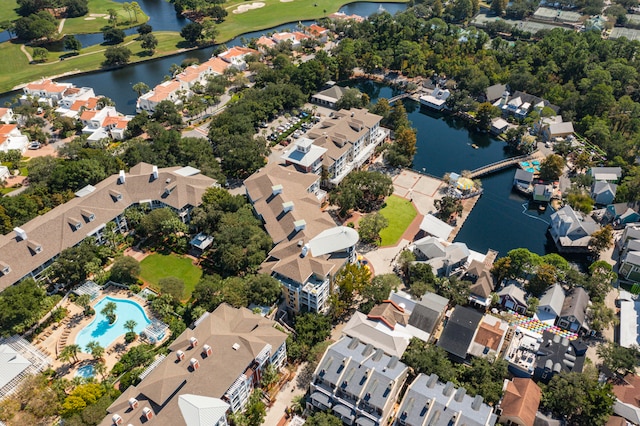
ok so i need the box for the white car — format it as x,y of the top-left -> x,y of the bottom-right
28,142 -> 41,150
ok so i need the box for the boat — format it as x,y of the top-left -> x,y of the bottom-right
512,183 -> 533,196
538,204 -> 547,212
471,144 -> 479,149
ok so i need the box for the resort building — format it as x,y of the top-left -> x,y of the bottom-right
589,166 -> 622,183
307,24 -> 329,42
418,214 -> 454,240
612,373 -> 640,425
310,84 -> 350,109
101,304 -> 287,426
464,259 -> 496,308
437,306 -> 483,362
0,335 -> 51,400
54,86 -> 97,117
21,79 -> 74,106
79,106 -> 132,142
619,225 -> 640,283
308,336 -> 409,426
303,108 -> 387,186
419,87 -> 451,111
600,203 -> 640,227
549,205 -> 600,253
395,373 -> 497,426
498,284 -> 528,314
504,328 -> 586,382
342,293 -> 448,357
494,91 -> 559,119
591,181 -> 617,206
0,108 -> 14,124
490,117 -> 509,135
537,284 -> 565,323
0,163 -> 218,293
557,287 -> 589,333
245,163 -> 358,314
540,118 -> 574,141
497,378 -> 542,426
0,123 -> 29,153
411,238 -> 470,277
136,79 -> 184,113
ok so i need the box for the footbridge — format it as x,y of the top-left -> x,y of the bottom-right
468,153 -> 538,178
388,93 -> 412,104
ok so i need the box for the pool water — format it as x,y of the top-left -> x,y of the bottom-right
75,364 -> 94,379
75,296 -> 151,351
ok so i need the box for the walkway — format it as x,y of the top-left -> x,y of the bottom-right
58,18 -> 66,33
388,93 -> 411,104
20,44 -> 33,62
468,153 -> 538,178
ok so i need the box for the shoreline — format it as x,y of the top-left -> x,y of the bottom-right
1,0 -> 409,96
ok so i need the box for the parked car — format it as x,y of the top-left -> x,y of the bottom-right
28,142 -> 41,150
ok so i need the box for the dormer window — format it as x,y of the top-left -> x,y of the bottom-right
81,209 -> 95,222
68,217 -> 82,231
109,189 -> 122,202
27,240 -> 42,255
0,262 -> 10,275
164,183 -> 177,195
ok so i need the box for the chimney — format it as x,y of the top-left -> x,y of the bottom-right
190,358 -> 200,370
142,407 -> 153,420
427,374 -> 438,388
152,165 -> 158,180
471,395 -> 484,411
454,387 -> 466,402
112,414 -> 123,425
128,398 -> 138,410
203,344 -> 212,357
176,350 -> 185,361
301,244 -> 309,257
272,184 -> 283,196
443,381 -> 455,397
189,336 -> 198,348
14,227 -> 27,241
282,201 -> 294,213
118,170 -> 125,184
294,219 -> 306,232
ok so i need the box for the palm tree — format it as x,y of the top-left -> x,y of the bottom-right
94,361 -> 107,380
291,394 -> 305,415
101,301 -> 117,324
124,319 -> 137,334
86,341 -> 105,361
59,345 -> 75,364
61,344 -> 81,364
132,82 -> 150,96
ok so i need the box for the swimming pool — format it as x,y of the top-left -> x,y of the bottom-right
75,364 -> 94,379
75,296 -> 151,351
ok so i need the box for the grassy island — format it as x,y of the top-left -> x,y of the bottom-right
0,0 -> 408,94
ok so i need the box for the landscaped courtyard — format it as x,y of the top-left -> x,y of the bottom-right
139,253 -> 202,299
378,195 -> 418,246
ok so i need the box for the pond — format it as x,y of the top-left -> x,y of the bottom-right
352,80 -> 554,256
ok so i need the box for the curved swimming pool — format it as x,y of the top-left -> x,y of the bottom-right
75,296 -> 151,351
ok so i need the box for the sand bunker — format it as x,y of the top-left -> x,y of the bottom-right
84,17 -> 96,20
89,13 -> 106,17
233,2 -> 266,14
280,0 -> 294,2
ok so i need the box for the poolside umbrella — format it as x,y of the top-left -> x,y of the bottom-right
456,177 -> 474,191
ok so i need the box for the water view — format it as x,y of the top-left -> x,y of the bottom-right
75,296 -> 151,351
353,80 -> 553,256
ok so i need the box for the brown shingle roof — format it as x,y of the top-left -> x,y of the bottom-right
0,163 -> 216,291
367,301 -> 409,330
613,374 -> 640,406
500,378 -> 542,426
103,304 -> 287,426
474,319 -> 505,351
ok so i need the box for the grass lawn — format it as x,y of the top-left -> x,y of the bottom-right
378,195 -> 417,246
63,0 -> 149,35
139,253 -> 202,300
0,0 -> 19,22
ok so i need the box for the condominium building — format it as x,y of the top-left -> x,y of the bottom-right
101,304 -> 287,426
0,163 -> 217,293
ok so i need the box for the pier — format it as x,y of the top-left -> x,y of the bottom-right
467,153 -> 538,178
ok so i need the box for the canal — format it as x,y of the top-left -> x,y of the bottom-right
0,2 -> 408,110
353,80 -> 554,257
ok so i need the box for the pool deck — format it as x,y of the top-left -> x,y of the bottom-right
32,287 -> 156,379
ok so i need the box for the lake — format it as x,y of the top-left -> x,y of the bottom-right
353,80 -> 554,257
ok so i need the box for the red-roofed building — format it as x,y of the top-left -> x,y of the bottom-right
498,378 -> 542,426
0,108 -> 14,124
218,46 -> 259,70
307,24 -> 329,42
0,124 -> 29,153
137,80 -> 184,113
22,79 -> 74,106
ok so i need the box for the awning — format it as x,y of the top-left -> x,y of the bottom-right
333,403 -> 355,420
310,391 -> 332,408
355,416 -> 377,426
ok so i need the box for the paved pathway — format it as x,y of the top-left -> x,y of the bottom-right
20,44 -> 33,62
58,18 -> 66,33
263,364 -> 307,426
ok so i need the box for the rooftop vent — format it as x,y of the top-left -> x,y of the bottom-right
166,178 -> 171,184
128,398 -> 138,410
272,184 -> 283,196
190,358 -> 199,370
232,343 -> 240,351
294,219 -> 306,232
112,414 -> 123,425
142,407 -> 153,420
14,227 -> 26,241
297,240 -> 304,247
282,201 -> 294,213
301,244 -> 309,258
0,262 -> 10,275
203,344 -> 212,357
152,165 -> 158,180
